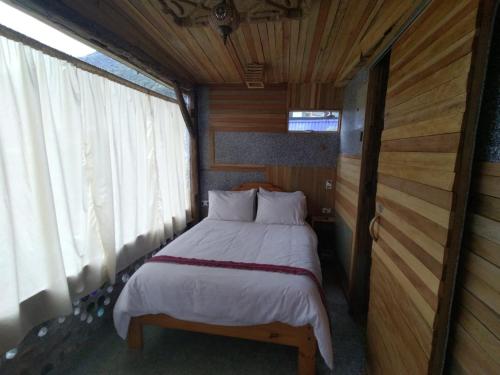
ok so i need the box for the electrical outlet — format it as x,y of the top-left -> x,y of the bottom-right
321,207 -> 332,214
325,180 -> 333,190
201,200 -> 209,207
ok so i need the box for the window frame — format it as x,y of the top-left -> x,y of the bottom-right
287,109 -> 342,134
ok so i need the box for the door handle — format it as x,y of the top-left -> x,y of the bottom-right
369,214 -> 380,242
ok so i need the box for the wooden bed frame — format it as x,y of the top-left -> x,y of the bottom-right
127,182 -> 319,375
128,315 -> 317,375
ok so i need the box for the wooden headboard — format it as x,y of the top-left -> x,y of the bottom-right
232,182 -> 283,192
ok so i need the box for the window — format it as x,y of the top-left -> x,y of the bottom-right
0,1 -> 176,99
288,111 -> 340,133
0,6 -> 191,352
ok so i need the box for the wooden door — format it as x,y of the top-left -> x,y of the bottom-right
365,0 -> 491,373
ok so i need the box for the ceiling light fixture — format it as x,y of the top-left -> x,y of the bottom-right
209,0 -> 240,45
160,0 -> 310,46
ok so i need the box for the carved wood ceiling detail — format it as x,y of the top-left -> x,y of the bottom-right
158,0 -> 311,27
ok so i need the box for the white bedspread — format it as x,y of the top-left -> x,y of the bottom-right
113,219 -> 333,368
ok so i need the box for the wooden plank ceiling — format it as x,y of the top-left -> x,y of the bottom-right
9,0 -> 425,87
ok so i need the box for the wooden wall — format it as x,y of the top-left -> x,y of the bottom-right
447,163 -> 500,373
335,155 -> 361,231
267,165 -> 336,217
209,84 -> 343,134
206,85 -> 338,216
366,0 -> 482,373
334,154 -> 361,280
287,83 -> 343,110
209,85 -> 288,133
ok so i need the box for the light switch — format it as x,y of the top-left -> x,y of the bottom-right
325,180 -> 333,190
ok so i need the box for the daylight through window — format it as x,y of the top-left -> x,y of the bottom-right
288,111 -> 340,132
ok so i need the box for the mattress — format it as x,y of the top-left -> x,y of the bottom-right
113,218 -> 333,368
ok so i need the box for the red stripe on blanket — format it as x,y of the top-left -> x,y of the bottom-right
145,255 -> 328,309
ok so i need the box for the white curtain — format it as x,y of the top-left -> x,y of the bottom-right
0,35 -> 190,353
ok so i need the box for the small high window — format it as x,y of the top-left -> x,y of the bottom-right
288,111 -> 340,133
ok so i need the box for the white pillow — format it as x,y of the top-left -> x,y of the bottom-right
208,189 -> 256,221
259,187 -> 304,198
255,190 -> 307,225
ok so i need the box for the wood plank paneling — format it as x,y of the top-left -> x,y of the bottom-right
266,166 -> 336,217
448,162 -> 500,374
366,0 -> 482,373
209,84 -> 345,132
287,83 -> 344,109
368,252 -> 432,373
13,0 -> 427,86
334,154 -> 361,281
335,155 -> 361,232
208,85 -> 288,132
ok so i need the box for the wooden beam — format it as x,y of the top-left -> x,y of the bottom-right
175,84 -> 199,223
348,52 -> 391,316
174,81 -> 196,139
6,0 -> 193,89
190,88 -> 201,223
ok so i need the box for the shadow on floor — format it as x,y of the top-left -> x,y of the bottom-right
57,264 -> 366,375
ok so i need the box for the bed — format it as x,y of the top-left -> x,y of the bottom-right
113,183 -> 333,375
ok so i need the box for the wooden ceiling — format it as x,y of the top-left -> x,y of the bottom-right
9,0 -> 426,87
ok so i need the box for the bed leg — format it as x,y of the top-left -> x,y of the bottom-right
297,327 -> 317,375
128,317 -> 143,350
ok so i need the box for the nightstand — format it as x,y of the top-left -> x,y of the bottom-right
311,216 -> 336,262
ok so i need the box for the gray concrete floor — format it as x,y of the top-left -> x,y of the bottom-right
56,266 -> 366,375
